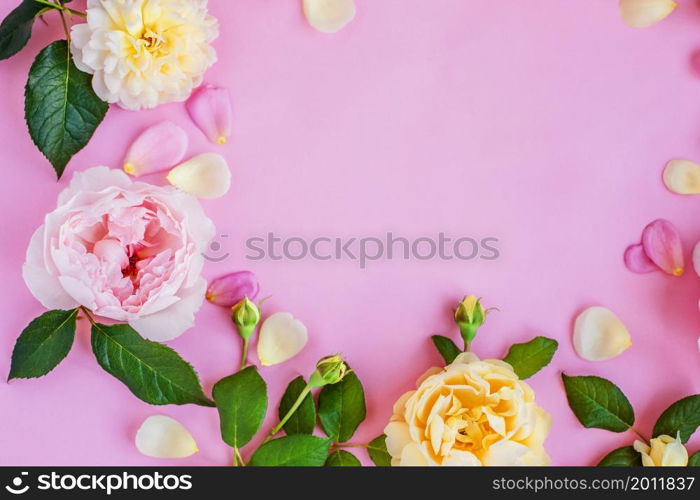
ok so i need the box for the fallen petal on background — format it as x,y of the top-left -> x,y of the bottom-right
573,306 -> 632,361
186,85 -> 233,145
135,415 -> 198,459
167,153 -> 231,199
693,241 -> 700,277
123,122 -> 188,177
257,312 -> 308,366
619,0 -> 677,28
303,0 -> 356,33
624,243 -> 658,273
642,219 -> 684,276
206,271 -> 260,307
662,159 -> 700,195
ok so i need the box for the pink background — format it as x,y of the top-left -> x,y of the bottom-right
1,0 -> 700,466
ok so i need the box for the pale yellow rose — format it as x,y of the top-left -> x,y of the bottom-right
633,434 -> 688,466
71,0 -> 218,110
384,352 -> 551,466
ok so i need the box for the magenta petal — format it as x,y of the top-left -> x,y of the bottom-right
641,219 -> 684,276
624,243 -> 658,273
186,84 -> 233,145
206,271 -> 259,307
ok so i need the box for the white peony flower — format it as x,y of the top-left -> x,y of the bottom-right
70,0 -> 219,110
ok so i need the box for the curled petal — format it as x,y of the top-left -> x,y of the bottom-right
135,415 -> 198,459
123,122 -> 188,177
663,159 -> 700,195
206,271 -> 260,307
624,243 -> 658,273
303,0 -> 356,33
186,84 -> 233,145
642,219 -> 684,276
166,153 -> 231,199
619,0 -> 677,28
257,312 -> 308,366
573,306 -> 632,361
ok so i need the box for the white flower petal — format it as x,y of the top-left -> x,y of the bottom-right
661,437 -> 688,466
573,306 -> 632,361
303,0 -> 356,33
256,312 -> 308,366
166,153 -> 231,199
128,278 -> 207,341
442,450 -> 481,466
619,0 -> 677,28
482,440 -> 531,466
135,415 -> 198,459
663,159 -> 700,195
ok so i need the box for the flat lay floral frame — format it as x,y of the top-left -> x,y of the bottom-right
1,0 -> 699,467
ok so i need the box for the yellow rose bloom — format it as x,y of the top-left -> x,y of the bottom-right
633,434 -> 688,466
70,0 -> 218,110
384,352 -> 551,466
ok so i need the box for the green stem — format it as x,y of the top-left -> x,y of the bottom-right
464,340 -> 471,352
235,447 -> 246,466
263,385 -> 312,444
239,338 -> 249,371
329,443 -> 369,452
34,0 -> 86,18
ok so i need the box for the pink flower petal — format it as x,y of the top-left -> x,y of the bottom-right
624,243 -> 658,273
123,122 -> 188,177
641,219 -> 684,277
206,271 -> 259,307
186,84 -> 232,145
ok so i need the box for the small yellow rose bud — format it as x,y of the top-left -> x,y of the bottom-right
231,296 -> 260,340
454,295 -> 487,347
308,354 -> 350,388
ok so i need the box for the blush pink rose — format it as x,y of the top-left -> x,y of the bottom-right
23,167 -> 215,341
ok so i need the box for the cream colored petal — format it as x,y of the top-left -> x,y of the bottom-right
482,440 -> 531,466
442,450 -> 482,466
256,312 -> 308,366
485,410 -> 506,437
392,390 -> 415,418
399,442 -> 430,466
619,0 -> 677,28
135,415 -> 198,459
573,306 -> 632,361
429,416 -> 445,455
523,407 -> 552,448
693,240 -> 700,278
166,153 -> 231,199
519,447 -> 552,466
661,433 -> 689,466
415,367 -> 443,386
303,0 -> 356,34
384,421 -> 413,458
663,159 -> 700,195
452,352 -> 480,365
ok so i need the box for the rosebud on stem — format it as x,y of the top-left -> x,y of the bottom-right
263,355 -> 350,443
231,297 -> 261,370
454,295 -> 487,351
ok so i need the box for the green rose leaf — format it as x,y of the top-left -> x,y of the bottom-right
0,0 -> 47,60
561,374 -> 634,432
9,308 -> 78,380
431,335 -> 461,364
249,435 -> 331,466
597,446 -> 642,467
318,371 -> 366,443
212,366 -> 268,448
91,323 -> 213,407
367,434 -> 392,466
652,395 -> 700,443
325,449 -> 361,467
25,40 -> 108,179
689,452 -> 700,467
278,376 -> 315,435
503,336 -> 558,379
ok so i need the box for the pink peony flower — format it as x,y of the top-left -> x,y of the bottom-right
22,167 -> 216,341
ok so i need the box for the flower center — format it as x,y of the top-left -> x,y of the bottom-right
142,28 -> 166,54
